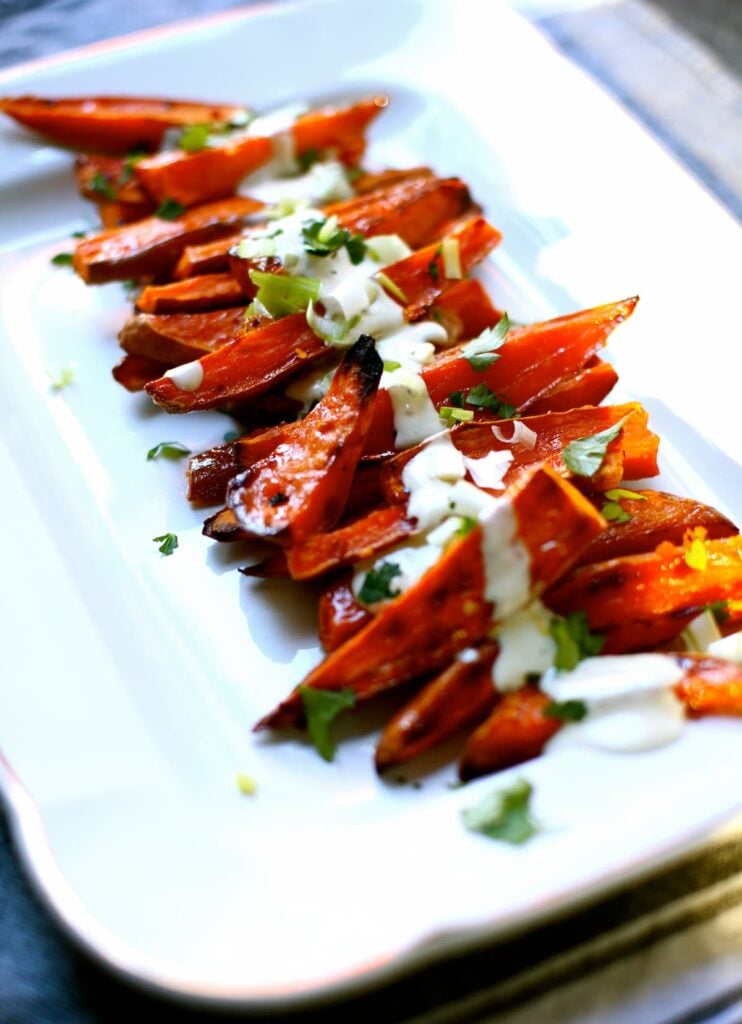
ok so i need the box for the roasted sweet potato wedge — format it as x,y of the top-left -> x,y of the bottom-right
226,336 -> 382,544
257,466 -> 606,730
119,306 -> 252,365
287,506 -> 416,580
74,196 -> 264,284
134,98 -> 385,206
111,352 -> 170,392
460,654 -> 742,780
527,359 -> 618,415
319,577 -> 373,652
546,535 -> 742,653
0,94 -> 248,153
136,273 -> 245,313
363,298 -> 639,455
375,644 -> 499,772
173,232 -> 245,278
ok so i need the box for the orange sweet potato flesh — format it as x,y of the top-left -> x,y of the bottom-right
225,336 -> 382,545
429,279 -> 502,344
111,352 -> 170,392
379,218 -> 501,318
546,536 -> 742,653
287,506 -> 416,580
321,174 -> 472,250
144,312 -> 327,412
174,232 -> 245,278
74,196 -> 264,284
363,298 -> 639,455
381,218 -> 501,319
134,98 -> 385,206
0,95 -> 247,153
257,466 -> 606,730
74,154 -> 154,218
459,686 -> 563,780
119,306 -> 252,365
675,654 -> 742,716
375,644 -> 499,772
459,654 -> 742,780
527,359 -> 618,415
579,490 -> 737,566
136,273 -> 245,313
319,577 -> 373,652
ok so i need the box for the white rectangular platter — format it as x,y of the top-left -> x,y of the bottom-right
0,0 -> 740,1009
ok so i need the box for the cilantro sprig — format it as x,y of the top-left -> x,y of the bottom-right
544,699 -> 588,722
152,532 -> 178,556
358,562 -> 402,604
147,441 -> 191,462
562,415 -> 630,478
463,778 -> 539,845
155,198 -> 186,221
549,611 -> 604,671
300,686 -> 356,761
462,314 -> 511,372
302,216 -> 366,265
449,382 -> 518,420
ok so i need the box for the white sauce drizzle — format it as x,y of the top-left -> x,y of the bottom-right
479,500 -> 532,619
709,631 -> 742,664
463,449 -> 514,490
386,372 -> 443,449
542,654 -> 686,753
492,600 -> 557,692
163,359 -> 204,392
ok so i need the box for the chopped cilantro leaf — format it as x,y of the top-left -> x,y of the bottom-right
448,390 -> 465,408
302,217 -> 367,264
297,147 -> 321,172
462,314 -> 511,372
463,778 -> 538,845
89,171 -> 117,201
462,383 -> 518,418
71,229 -> 87,239
562,415 -> 630,478
706,600 -> 730,625
358,561 -> 402,604
152,532 -> 178,556
299,686 -> 356,761
48,366 -> 74,391
223,430 -> 240,442
601,500 -> 632,523
155,198 -> 186,221
549,611 -> 604,671
146,441 -> 191,462
51,252 -> 74,266
544,699 -> 588,722
117,150 -> 147,184
428,245 -> 442,282
455,517 -> 478,538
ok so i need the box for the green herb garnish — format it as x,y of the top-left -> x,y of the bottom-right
152,532 -> 178,556
455,517 -> 478,538
302,217 -> 367,265
601,500 -> 632,524
604,488 -> 647,501
269,492 -> 288,506
549,611 -> 604,671
154,198 -> 186,221
71,229 -> 87,239
428,244 -> 442,282
439,406 -> 474,423
146,441 -> 191,462
178,124 -> 211,152
706,600 -> 730,625
299,686 -> 356,761
249,269 -> 320,318
117,150 -> 147,184
48,366 -> 74,391
463,778 -> 538,845
223,430 -> 240,442
562,415 -> 630,478
297,147 -> 321,172
448,390 -> 465,408
544,699 -> 588,722
89,171 -> 117,201
383,360 -> 402,372
463,382 -> 519,419
462,314 -> 511,372
358,561 -> 402,604
51,252 -> 74,266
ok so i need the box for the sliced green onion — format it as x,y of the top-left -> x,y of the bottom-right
375,271 -> 407,304
442,237 -> 463,279
440,406 -> 474,423
249,270 -> 320,319
366,234 -> 411,265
